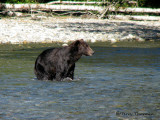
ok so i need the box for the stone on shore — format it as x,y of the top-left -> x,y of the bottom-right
0,17 -> 159,44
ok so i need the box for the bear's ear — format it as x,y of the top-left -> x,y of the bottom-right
69,39 -> 83,48
79,39 -> 84,42
74,40 -> 81,46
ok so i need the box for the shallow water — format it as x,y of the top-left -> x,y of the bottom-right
0,42 -> 160,119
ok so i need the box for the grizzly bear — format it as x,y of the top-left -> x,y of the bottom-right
34,39 -> 94,81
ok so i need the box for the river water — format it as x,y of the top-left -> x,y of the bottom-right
0,42 -> 160,119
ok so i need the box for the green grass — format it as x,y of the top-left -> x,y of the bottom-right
3,0 -> 38,4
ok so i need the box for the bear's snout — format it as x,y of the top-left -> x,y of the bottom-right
87,48 -> 94,56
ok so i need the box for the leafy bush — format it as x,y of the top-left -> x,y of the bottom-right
1,0 -> 35,3
0,0 -> 46,3
138,0 -> 160,8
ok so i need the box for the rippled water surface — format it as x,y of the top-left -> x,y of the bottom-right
0,42 -> 160,119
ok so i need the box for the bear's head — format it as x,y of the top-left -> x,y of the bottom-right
70,39 -> 94,56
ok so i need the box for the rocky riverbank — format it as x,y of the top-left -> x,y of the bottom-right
0,16 -> 160,44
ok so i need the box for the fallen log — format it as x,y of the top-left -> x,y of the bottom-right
109,15 -> 160,21
109,7 -> 160,14
1,3 -> 160,14
47,1 -> 105,5
0,3 -> 104,12
1,3 -> 160,19
47,1 -> 137,6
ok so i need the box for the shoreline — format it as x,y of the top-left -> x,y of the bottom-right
0,17 -> 160,44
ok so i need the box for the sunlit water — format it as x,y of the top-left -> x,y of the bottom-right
0,42 -> 160,119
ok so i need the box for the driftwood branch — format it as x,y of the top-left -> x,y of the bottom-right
99,1 -> 119,19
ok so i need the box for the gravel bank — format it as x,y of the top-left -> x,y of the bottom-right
0,17 -> 160,44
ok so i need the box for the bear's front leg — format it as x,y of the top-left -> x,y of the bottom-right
55,72 -> 63,81
55,63 -> 75,81
67,64 -> 75,80
55,69 -> 73,81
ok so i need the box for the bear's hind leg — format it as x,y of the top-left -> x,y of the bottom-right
35,63 -> 49,80
36,72 -> 52,80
